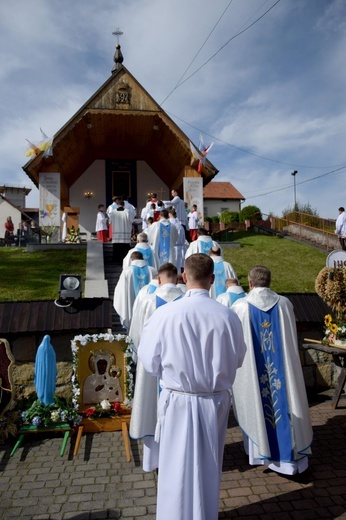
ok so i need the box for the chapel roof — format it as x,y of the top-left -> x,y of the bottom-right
22,44 -> 219,205
203,181 -> 245,200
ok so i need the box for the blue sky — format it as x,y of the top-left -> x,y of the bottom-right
1,0 -> 345,219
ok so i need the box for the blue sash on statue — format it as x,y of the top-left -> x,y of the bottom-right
158,222 -> 171,265
132,265 -> 150,297
137,247 -> 153,267
198,238 -> 212,255
249,303 -> 293,462
228,291 -> 246,305
213,261 -> 227,298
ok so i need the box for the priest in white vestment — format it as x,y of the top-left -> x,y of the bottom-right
113,251 -> 157,329
216,277 -> 246,307
185,228 -> 222,258
138,253 -> 246,520
129,263 -> 184,471
232,265 -> 313,475
168,209 -> 187,273
146,209 -> 178,267
122,233 -> 158,270
209,246 -> 237,299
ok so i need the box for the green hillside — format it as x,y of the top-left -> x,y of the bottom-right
223,232 -> 326,293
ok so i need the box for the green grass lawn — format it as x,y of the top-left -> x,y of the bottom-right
0,233 -> 326,301
222,232 -> 327,293
0,248 -> 86,301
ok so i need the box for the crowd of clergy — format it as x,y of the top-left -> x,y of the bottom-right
97,191 -> 313,520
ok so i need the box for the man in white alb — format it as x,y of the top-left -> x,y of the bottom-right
137,253 -> 246,520
129,263 -> 184,471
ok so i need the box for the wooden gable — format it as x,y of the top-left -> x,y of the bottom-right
23,64 -> 218,207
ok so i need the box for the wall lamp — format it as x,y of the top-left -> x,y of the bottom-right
84,191 -> 93,199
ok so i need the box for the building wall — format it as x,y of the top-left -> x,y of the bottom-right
204,199 -> 241,217
0,199 -> 22,237
69,160 -> 169,238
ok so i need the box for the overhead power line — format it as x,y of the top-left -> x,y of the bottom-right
163,0 -> 281,97
168,110 -> 346,170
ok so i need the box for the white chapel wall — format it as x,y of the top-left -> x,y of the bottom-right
69,160 -> 105,239
136,161 -> 169,213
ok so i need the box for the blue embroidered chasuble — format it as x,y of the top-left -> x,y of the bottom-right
199,239 -> 212,255
158,223 -> 171,265
249,303 -> 293,462
132,265 -> 150,297
228,291 -> 245,305
214,261 -> 227,298
148,283 -> 157,294
137,247 -> 153,267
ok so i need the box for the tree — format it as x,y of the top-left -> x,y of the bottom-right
239,205 -> 262,223
220,211 -> 239,224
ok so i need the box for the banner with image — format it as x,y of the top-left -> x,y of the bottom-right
183,177 -> 204,224
39,172 -> 61,227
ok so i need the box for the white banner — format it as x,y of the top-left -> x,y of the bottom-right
183,177 -> 204,224
39,172 -> 61,227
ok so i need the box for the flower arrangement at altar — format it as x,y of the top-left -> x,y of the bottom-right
71,333 -> 134,411
64,225 -> 81,244
19,395 -> 83,428
315,267 -> 346,346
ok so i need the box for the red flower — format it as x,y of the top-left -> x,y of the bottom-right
113,402 -> 121,413
85,407 -> 96,417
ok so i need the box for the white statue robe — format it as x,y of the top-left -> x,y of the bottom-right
232,287 -> 313,475
138,289 -> 246,520
113,260 -> 157,329
129,283 -> 185,471
216,286 -> 246,307
209,257 -> 238,300
146,218 -> 178,266
111,208 -> 132,244
185,236 -> 222,258
122,243 -> 158,270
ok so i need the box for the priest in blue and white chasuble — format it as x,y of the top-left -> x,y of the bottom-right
209,256 -> 237,299
147,218 -> 178,267
113,259 -> 157,329
232,287 -> 313,475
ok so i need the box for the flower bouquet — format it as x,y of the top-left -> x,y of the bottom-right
64,225 -> 81,244
83,399 -> 123,419
322,314 -> 346,347
20,395 -> 82,428
315,267 -> 346,347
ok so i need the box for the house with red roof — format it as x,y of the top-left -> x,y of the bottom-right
203,181 -> 245,217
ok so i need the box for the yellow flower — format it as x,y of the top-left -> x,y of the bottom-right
330,323 -> 338,334
324,314 -> 333,327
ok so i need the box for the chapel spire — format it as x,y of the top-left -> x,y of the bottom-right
112,28 -> 124,73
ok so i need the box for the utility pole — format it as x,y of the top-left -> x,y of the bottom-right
291,170 -> 298,210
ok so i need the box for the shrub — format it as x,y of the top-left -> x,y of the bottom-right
239,205 -> 262,223
220,211 -> 239,224
211,215 -> 220,223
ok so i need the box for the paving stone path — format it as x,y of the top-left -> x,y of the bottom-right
1,391 -> 345,520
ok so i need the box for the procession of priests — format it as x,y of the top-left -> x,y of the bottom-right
108,192 -> 313,520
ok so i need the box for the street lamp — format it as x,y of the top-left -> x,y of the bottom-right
291,170 -> 298,210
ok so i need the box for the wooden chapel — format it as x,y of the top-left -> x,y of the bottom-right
22,42 -> 218,237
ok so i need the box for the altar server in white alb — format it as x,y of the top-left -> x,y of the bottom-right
113,251 -> 157,329
138,254 -> 246,520
232,265 -> 313,475
129,263 -> 184,471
